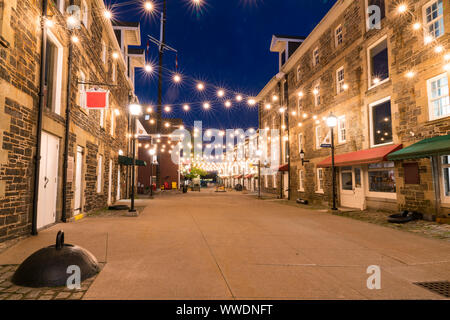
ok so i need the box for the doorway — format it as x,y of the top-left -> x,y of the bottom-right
283,173 -> 289,198
117,166 -> 121,200
74,146 -> 84,216
340,166 -> 366,210
37,132 -> 59,229
108,159 -> 113,205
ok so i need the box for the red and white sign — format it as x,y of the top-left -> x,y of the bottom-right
85,89 -> 109,110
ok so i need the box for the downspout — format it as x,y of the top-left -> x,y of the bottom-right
431,155 -> 441,220
278,81 -> 283,199
285,74 -> 290,201
31,0 -> 48,235
126,93 -> 131,199
62,0 -> 75,223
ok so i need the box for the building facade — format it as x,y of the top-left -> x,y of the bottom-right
258,0 -> 450,220
0,0 -> 144,242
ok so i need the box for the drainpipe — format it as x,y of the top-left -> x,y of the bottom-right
62,0 -> 75,223
278,81 -> 283,199
431,155 -> 441,220
32,0 -> 48,235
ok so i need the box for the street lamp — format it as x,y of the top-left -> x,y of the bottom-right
149,148 -> 156,198
128,102 -> 142,213
300,149 -> 310,166
255,149 -> 263,199
326,113 -> 338,211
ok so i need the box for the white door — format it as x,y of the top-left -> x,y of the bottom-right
74,146 -> 83,216
283,173 -> 289,198
117,167 -> 121,200
37,132 -> 59,229
340,166 -> 366,210
107,159 -> 112,205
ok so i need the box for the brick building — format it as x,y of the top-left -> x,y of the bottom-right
137,117 -> 184,192
0,0 -> 144,242
257,0 -> 450,220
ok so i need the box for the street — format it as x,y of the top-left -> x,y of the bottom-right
0,189 -> 449,300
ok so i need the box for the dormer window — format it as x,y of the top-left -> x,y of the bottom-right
280,50 -> 286,66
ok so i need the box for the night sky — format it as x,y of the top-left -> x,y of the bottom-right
109,0 -> 337,130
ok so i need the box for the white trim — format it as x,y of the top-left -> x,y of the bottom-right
336,66 -> 345,94
312,47 -> 319,66
314,81 -> 321,107
368,96 -> 392,148
47,29 -> 63,115
97,155 -> 103,193
367,35 -> 389,90
316,168 -> 324,193
440,155 -> 450,203
426,73 -> 450,121
365,163 -> 397,199
315,125 -> 322,149
335,24 -> 343,47
273,173 -> 277,189
337,115 -> 346,144
298,169 -> 305,192
298,133 -> 303,152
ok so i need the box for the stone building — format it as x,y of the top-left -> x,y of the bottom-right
257,0 -> 450,220
0,0 -> 144,242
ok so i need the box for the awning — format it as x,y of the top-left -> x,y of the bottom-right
387,135 -> 450,161
317,144 -> 402,168
244,174 -> 254,179
118,155 -> 147,166
279,163 -> 289,172
234,175 -> 243,179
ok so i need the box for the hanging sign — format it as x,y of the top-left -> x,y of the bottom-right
320,130 -> 332,148
85,89 -> 109,110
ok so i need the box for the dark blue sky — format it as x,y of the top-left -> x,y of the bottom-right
110,0 -> 337,130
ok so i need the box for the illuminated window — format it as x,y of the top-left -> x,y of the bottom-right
427,73 -> 449,120
368,37 -> 389,87
316,168 -> 324,193
370,98 -> 392,146
97,155 -> 103,193
335,24 -> 343,47
338,115 -> 346,143
423,0 -> 445,40
336,66 -> 345,93
368,162 -> 396,193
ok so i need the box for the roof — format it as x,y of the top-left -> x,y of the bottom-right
317,144 -> 403,167
273,35 -> 306,40
270,34 -> 305,52
387,135 -> 450,161
112,21 -> 140,28
128,48 -> 145,55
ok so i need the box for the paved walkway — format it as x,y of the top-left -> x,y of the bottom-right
1,190 -> 449,299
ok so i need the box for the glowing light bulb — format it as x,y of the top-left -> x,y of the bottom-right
164,106 -> 171,112
298,92 -> 303,97
424,35 -> 433,44
104,10 -> 112,19
272,95 -> 278,101
435,46 -> 444,53
45,19 -> 54,28
445,54 -> 450,61
146,107 -> 153,113
183,104 -> 190,111
144,1 -> 154,11
373,78 -> 380,84
71,35 -> 79,43
397,4 -> 407,13
67,15 -> 77,26
203,103 -> 210,110
343,83 -> 349,90
406,71 -> 415,78
224,101 -> 232,108
165,122 -> 170,128
145,64 -> 153,72
173,74 -> 181,83
413,22 -> 421,30
197,83 -> 205,91
217,90 -> 225,97
112,52 -> 119,59
236,95 -> 243,102
248,99 -> 256,106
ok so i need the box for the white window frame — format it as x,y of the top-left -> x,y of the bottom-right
297,96 -> 302,115
368,96 -> 393,147
97,155 -> 103,193
335,24 -> 343,47
82,0 -> 89,28
273,173 -> 277,189
56,0 -> 65,13
298,133 -> 303,152
365,162 -> 397,199
297,65 -> 301,81
78,70 -> 86,109
314,82 -> 321,107
265,175 -> 268,188
298,170 -> 305,192
440,155 -> 450,203
338,115 -> 346,144
110,109 -> 115,136
316,168 -> 324,193
102,40 -> 107,64
100,109 -> 105,128
313,47 -> 319,66
427,73 -> 450,121
336,66 -> 345,94
367,35 -> 389,90
315,126 -> 322,149
47,29 -> 63,115
112,63 -> 116,83
422,0 -> 445,42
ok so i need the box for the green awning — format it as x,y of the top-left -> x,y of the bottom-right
118,155 -> 147,166
387,134 -> 450,161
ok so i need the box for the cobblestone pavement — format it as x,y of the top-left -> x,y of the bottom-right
0,265 -> 99,300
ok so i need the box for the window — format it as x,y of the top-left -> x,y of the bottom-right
112,63 -> 116,83
341,167 -> 353,191
82,0 -> 89,28
280,50 -> 286,67
368,37 -> 389,87
284,140 -> 289,163
313,47 -> 319,66
316,168 -> 324,193
315,126 -> 322,149
423,0 -> 445,41
110,110 -> 115,136
100,109 -> 105,128
370,97 -> 392,146
297,96 -> 302,115
368,162 -> 396,193
427,73 -> 449,120
78,70 -> 86,109
335,25 -> 343,47
54,0 -> 65,13
298,133 -> 303,152
299,170 -> 305,192
336,66 -> 345,94
314,82 -> 321,106
442,155 -> 450,202
297,65 -> 301,81
265,175 -> 268,188
44,31 -> 63,115
97,155 -> 103,193
273,174 -> 277,188
102,41 -> 107,64
338,116 -> 346,143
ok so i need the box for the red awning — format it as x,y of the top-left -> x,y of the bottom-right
234,175 -> 243,179
244,174 -> 254,179
317,144 -> 402,168
279,164 -> 289,172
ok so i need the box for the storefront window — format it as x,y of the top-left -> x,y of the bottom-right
341,167 -> 353,191
371,99 -> 392,146
442,155 -> 450,197
368,162 -> 396,193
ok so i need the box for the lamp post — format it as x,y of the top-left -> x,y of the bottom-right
255,149 -> 263,199
326,113 -> 338,211
128,102 -> 142,213
299,149 -> 310,166
148,148 -> 156,198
